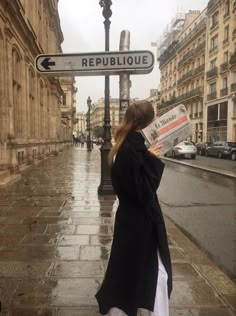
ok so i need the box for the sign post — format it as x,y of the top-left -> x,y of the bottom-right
35,50 -> 154,76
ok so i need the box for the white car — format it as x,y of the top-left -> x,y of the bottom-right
166,141 -> 197,159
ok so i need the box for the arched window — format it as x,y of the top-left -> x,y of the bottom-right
0,30 -> 5,143
39,80 -> 44,138
29,68 -> 36,137
12,47 -> 22,136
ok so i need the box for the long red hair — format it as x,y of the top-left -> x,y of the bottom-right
108,100 -> 154,164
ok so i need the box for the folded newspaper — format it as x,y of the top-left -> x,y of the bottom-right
141,104 -> 192,155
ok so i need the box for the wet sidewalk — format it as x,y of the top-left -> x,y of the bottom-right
0,147 -> 235,316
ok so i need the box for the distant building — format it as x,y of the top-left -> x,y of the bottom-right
75,112 -> 87,137
60,77 -> 77,141
145,89 -> 161,116
90,98 -> 120,138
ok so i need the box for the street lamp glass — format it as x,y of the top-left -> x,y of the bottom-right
99,0 -> 112,7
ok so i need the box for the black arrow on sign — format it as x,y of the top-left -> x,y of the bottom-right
41,57 -> 55,70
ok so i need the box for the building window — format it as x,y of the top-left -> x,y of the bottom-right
12,48 -> 22,136
224,51 -> 228,62
62,94 -> 66,106
210,36 -> 218,52
223,77 -> 228,89
210,58 -> 217,69
211,12 -> 219,28
224,0 -> 230,17
209,82 -> 216,93
223,25 -> 229,44
233,99 -> 236,117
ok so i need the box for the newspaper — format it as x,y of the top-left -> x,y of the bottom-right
141,104 -> 192,155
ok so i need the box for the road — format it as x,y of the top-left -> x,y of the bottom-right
159,158 -> 236,279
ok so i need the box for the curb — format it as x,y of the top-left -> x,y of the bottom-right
161,157 -> 236,179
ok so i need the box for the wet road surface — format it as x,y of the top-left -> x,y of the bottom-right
160,161 -> 236,279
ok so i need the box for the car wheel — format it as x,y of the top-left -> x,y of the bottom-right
199,150 -> 202,155
231,152 -> 236,161
192,155 -> 196,159
218,152 -> 222,159
172,151 -> 176,158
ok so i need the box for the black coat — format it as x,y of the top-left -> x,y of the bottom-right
95,131 -> 172,316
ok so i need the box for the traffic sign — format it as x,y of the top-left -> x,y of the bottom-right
35,50 -> 154,76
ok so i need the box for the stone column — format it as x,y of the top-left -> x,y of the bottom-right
0,30 -> 8,169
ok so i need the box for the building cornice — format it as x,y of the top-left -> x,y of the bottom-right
2,0 -> 41,56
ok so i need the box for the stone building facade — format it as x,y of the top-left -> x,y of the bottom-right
0,0 -> 76,184
156,1 -> 236,142
204,0 -> 236,142
157,10 -> 207,142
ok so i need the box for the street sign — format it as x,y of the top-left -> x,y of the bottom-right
35,50 -> 154,76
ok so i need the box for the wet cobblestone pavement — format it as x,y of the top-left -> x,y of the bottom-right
0,147 -> 235,316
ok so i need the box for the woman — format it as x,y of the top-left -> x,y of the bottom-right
95,100 -> 172,316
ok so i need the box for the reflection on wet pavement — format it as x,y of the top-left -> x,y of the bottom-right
0,148 -> 234,315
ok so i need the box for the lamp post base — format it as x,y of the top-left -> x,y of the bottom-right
98,144 -> 114,195
87,139 -> 92,152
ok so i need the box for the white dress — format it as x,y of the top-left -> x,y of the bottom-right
107,252 -> 169,316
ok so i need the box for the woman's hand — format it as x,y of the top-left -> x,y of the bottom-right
148,141 -> 162,158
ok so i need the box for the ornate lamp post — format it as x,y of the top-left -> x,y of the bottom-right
86,96 -> 92,152
98,0 -> 114,194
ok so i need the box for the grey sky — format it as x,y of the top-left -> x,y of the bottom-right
58,0 -> 208,112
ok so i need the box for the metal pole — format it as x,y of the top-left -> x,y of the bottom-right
119,30 -> 131,123
87,96 -> 92,152
98,0 -> 114,195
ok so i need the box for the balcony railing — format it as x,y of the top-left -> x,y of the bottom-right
206,67 -> 218,79
159,97 -> 177,109
209,46 -> 218,54
231,83 -> 236,92
210,22 -> 219,31
207,91 -> 217,101
178,50 -> 194,68
177,43 -> 206,69
176,86 -> 203,103
207,0 -> 220,12
220,62 -> 229,73
194,42 -> 206,56
230,51 -> 236,67
220,87 -> 228,96
223,38 -> 229,45
223,12 -> 230,19
158,40 -> 178,67
193,64 -> 205,76
177,70 -> 193,85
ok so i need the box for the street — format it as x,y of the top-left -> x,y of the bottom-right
159,158 -> 236,279
0,147 -> 235,316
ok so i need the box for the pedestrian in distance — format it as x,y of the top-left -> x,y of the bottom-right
95,100 -> 172,316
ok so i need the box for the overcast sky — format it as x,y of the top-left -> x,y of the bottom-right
58,0 -> 208,112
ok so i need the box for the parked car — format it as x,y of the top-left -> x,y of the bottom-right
165,141 -> 197,159
195,142 -> 212,156
205,141 -> 236,160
